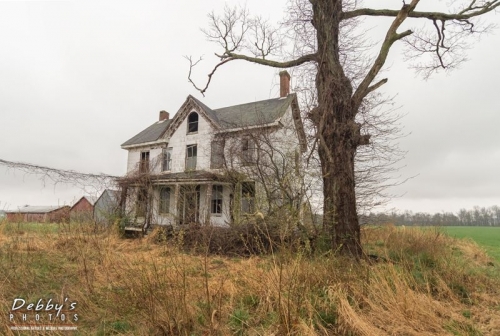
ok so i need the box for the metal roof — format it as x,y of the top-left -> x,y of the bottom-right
214,94 -> 295,129
6,205 -> 69,214
121,94 -> 296,147
103,189 -> 120,203
121,119 -> 172,147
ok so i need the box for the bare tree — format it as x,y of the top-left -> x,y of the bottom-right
187,0 -> 499,257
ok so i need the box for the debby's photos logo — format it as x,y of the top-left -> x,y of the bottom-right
8,297 -> 78,331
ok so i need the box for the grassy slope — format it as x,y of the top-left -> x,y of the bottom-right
0,222 -> 499,335
441,226 -> 500,262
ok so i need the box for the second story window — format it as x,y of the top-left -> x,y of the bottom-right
186,144 -> 197,170
162,147 -> 172,171
211,140 -> 225,169
241,137 -> 255,165
187,112 -> 199,133
140,151 -> 150,173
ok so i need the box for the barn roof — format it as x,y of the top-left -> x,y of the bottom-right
6,205 -> 69,214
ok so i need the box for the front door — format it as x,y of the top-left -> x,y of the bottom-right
179,185 -> 200,225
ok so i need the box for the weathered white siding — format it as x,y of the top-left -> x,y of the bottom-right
123,99 -> 304,227
165,109 -> 214,173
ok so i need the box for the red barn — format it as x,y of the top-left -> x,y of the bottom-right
70,196 -> 98,222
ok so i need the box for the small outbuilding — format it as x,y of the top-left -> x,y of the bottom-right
94,189 -> 121,225
70,196 -> 98,222
5,205 -> 70,223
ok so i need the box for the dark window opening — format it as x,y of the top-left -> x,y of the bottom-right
140,151 -> 150,173
211,185 -> 223,214
187,112 -> 199,133
186,144 -> 197,170
241,138 -> 255,165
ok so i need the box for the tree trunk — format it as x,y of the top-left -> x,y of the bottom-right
312,0 -> 362,258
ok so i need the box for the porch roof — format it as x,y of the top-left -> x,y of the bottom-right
118,170 -> 233,185
151,170 -> 228,183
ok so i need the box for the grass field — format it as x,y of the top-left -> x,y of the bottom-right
440,226 -> 500,262
0,222 -> 499,335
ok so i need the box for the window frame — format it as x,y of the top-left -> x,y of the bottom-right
211,185 -> 223,215
140,151 -> 150,173
187,112 -> 199,134
159,187 -> 171,214
186,144 -> 197,170
162,147 -> 172,171
241,137 -> 256,165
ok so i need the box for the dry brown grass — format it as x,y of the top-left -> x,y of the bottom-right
0,222 -> 499,335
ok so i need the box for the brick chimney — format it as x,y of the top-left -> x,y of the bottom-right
159,110 -> 169,121
279,70 -> 291,97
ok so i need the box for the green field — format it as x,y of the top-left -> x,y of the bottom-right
440,226 -> 500,262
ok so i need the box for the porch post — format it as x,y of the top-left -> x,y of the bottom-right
204,183 -> 212,225
174,184 -> 180,225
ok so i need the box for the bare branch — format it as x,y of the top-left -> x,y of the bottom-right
343,1 -> 500,20
352,1 -> 419,109
186,55 -> 234,96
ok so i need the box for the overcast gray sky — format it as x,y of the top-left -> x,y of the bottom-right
0,0 -> 499,214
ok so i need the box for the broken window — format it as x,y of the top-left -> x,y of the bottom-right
140,151 -> 150,173
210,140 -> 225,169
211,185 -> 223,214
187,112 -> 199,133
241,182 -> 255,214
163,147 -> 172,171
159,187 -> 170,214
186,144 -> 197,170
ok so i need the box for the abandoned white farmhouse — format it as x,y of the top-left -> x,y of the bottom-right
120,71 -> 307,229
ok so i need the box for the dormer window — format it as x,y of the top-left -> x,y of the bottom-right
187,112 -> 199,133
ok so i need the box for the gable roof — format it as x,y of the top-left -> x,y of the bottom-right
70,196 -> 99,210
121,93 -> 299,147
190,95 -> 220,124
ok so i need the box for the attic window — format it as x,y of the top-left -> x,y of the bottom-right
187,112 -> 199,133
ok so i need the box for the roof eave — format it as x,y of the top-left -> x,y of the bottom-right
215,121 -> 281,134
121,139 -> 169,150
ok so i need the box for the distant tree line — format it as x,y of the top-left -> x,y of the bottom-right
365,205 -> 500,227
